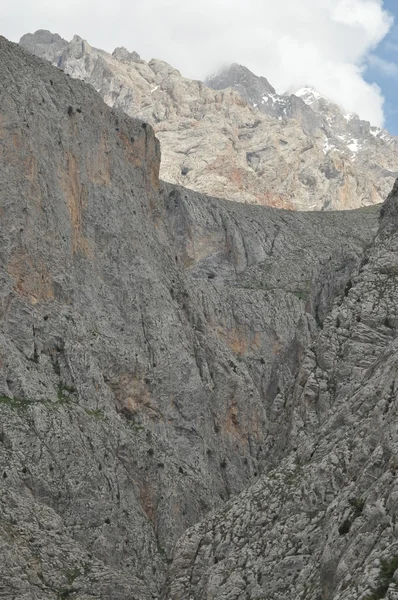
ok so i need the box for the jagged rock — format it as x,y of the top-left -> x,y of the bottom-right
167,184 -> 398,599
0,36 -> 380,598
206,63 -> 276,108
112,47 -> 141,63
19,29 -> 68,64
20,31 -> 398,211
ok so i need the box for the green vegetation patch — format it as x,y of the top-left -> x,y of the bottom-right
0,395 -> 30,413
58,589 -> 75,600
84,408 -> 104,419
66,566 -> 82,584
57,383 -> 77,405
365,556 -> 398,599
289,281 -> 311,302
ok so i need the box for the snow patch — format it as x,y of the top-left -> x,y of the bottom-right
323,138 -> 335,154
265,93 -> 285,105
370,127 -> 381,138
295,87 -> 323,104
379,132 -> 394,144
347,139 -> 360,154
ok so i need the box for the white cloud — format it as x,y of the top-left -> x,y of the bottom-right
1,0 -> 393,126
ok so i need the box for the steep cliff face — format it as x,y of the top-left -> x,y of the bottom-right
20,30 -> 398,212
0,36 -> 382,598
167,185 -> 398,599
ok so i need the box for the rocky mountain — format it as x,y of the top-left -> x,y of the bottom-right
20,30 -> 398,211
2,34 -> 398,600
167,182 -> 398,600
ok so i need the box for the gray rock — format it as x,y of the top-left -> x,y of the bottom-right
19,29 -> 68,64
207,64 -> 320,136
20,31 -> 398,211
112,47 -> 141,63
0,35 -> 381,598
206,62 -> 276,107
167,182 -> 398,599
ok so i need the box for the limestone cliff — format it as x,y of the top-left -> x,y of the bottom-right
167,178 -> 398,600
0,35 -> 395,600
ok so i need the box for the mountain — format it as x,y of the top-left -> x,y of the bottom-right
206,62 -> 277,111
0,35 -> 386,598
20,30 -> 398,211
168,181 -> 398,600
4,33 -> 398,600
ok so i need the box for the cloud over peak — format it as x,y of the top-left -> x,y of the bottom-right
3,0 -> 394,126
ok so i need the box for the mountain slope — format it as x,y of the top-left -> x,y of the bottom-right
0,36 -> 380,598
168,182 -> 398,599
20,30 -> 398,211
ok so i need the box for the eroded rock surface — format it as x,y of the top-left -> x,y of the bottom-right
20,30 -> 398,211
0,36 -> 382,598
167,185 -> 398,599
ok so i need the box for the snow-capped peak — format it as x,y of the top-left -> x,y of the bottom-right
294,87 -> 324,104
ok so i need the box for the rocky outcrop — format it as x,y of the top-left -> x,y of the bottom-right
0,36 -> 382,598
20,31 -> 398,211
18,30 -> 68,63
167,183 -> 398,598
206,63 -> 277,112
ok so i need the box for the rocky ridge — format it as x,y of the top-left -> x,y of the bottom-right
20,30 -> 398,211
167,185 -> 398,599
0,34 -> 397,600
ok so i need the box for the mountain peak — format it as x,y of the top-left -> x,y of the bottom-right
112,46 -> 141,63
19,29 -> 68,62
20,29 -> 67,45
295,86 -> 326,103
206,62 -> 276,97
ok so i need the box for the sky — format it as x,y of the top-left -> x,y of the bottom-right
1,0 -> 398,132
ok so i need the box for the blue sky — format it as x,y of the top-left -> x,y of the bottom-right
366,0 -> 398,133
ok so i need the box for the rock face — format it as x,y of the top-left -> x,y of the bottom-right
167,184 -> 398,599
206,63 -> 276,111
4,34 -> 398,600
0,35 -> 383,599
18,30 -> 68,63
20,30 -> 398,211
